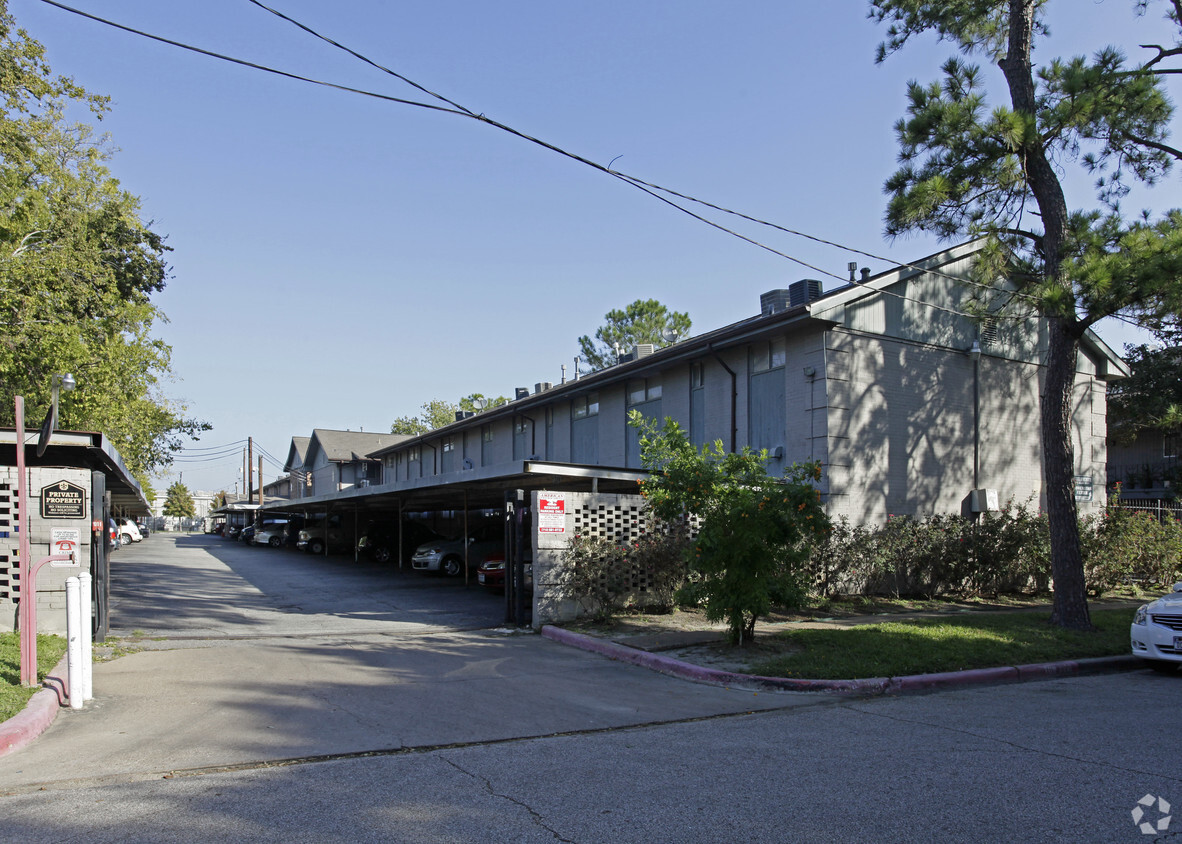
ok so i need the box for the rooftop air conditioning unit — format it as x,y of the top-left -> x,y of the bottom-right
515,387 -> 530,400
619,344 -> 656,364
534,382 -> 553,394
760,289 -> 791,315
789,279 -> 823,307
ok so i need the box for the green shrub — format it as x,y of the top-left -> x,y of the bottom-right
1081,497 -> 1182,595
812,500 -> 1051,598
558,530 -> 689,621
633,413 -> 828,645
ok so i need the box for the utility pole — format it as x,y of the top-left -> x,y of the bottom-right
247,437 -> 254,504
258,456 -> 264,508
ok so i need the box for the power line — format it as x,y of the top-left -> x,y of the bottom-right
38,0 -> 1125,324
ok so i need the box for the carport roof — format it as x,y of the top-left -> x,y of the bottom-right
0,428 -> 150,516
258,460 -> 648,515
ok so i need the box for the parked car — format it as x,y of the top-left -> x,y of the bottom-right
254,520 -> 293,548
1131,582 -> 1182,672
297,514 -> 355,555
356,520 -> 442,565
226,524 -> 242,540
211,523 -> 225,536
117,518 -> 143,544
411,523 -> 503,577
238,524 -> 257,544
476,551 -> 533,594
135,519 -> 151,538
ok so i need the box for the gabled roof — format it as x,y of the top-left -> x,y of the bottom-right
306,429 -> 408,465
284,436 -> 311,472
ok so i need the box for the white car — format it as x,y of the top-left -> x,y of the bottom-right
1131,582 -> 1182,672
116,518 -> 143,544
254,521 -> 290,548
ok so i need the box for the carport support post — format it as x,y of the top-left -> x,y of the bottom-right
397,500 -> 404,569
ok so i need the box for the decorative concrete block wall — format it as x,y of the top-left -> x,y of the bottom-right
532,489 -> 677,629
0,466 -> 94,634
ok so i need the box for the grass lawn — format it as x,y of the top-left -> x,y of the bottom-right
748,607 -> 1137,680
0,633 -> 68,723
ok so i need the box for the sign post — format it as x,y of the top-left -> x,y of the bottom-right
15,395 -> 82,686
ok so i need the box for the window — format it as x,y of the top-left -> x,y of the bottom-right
545,407 -> 554,461
626,379 -> 663,468
442,436 -> 455,453
572,392 -> 599,419
571,393 -> 600,464
441,436 -> 456,473
751,338 -> 787,373
690,362 -> 706,447
513,418 -> 529,461
627,378 -> 662,406
1166,434 -> 1178,460
481,424 -> 494,466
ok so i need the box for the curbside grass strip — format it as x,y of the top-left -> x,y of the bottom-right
541,625 -> 1143,696
0,653 -> 70,759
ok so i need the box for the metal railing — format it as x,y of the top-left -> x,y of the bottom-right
1111,498 -> 1182,522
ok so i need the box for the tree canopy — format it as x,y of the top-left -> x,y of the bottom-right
870,0 -> 1182,629
390,393 -> 509,435
1107,340 -> 1182,443
0,2 -> 207,486
577,299 -> 692,372
162,480 -> 195,519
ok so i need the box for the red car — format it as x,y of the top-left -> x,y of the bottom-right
477,552 -> 532,594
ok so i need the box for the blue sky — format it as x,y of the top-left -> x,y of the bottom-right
11,0 -> 1179,493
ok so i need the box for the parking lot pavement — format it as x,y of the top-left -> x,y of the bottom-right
104,532 -> 506,638
0,533 -> 798,789
1,669 -> 1177,843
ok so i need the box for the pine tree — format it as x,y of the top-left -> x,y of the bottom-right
871,0 -> 1182,628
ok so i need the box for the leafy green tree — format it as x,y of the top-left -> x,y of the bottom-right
459,393 -> 509,413
209,490 -> 227,511
163,480 -> 195,519
390,393 -> 510,435
0,2 -> 208,479
577,299 -> 691,371
870,0 -> 1182,629
633,413 -> 828,645
1108,341 -> 1182,443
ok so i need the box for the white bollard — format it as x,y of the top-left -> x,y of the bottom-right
65,576 -> 83,710
78,571 -> 93,701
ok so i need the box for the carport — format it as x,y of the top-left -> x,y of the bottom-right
255,461 -> 648,625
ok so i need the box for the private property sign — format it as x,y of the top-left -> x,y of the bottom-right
538,492 -> 566,534
40,480 -> 86,518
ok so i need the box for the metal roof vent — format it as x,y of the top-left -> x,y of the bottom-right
514,387 -> 530,400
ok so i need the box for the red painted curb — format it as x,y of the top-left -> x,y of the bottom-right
541,625 -> 1142,695
0,654 -> 70,759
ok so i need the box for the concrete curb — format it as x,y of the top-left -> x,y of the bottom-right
0,654 -> 70,759
541,625 -> 1141,696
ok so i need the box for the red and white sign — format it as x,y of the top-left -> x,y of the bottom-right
537,493 -> 566,534
51,528 -> 81,566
